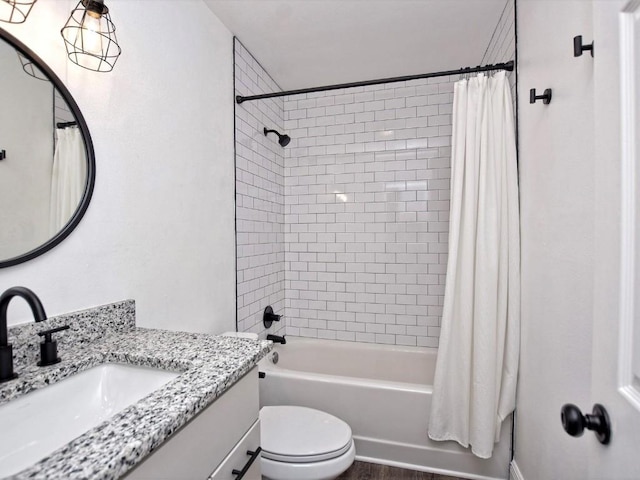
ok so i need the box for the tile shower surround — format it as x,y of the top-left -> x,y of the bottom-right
282,78 -> 454,347
234,0 -> 515,346
234,38 -> 286,338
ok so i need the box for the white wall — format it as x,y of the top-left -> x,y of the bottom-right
516,1 -> 595,478
0,0 -> 236,334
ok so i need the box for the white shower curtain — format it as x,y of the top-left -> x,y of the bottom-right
427,71 -> 520,459
50,127 -> 87,234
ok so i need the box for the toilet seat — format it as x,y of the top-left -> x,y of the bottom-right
260,406 -> 353,463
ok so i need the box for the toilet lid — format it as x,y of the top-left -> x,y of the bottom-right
260,406 -> 353,463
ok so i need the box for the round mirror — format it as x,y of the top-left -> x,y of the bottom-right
0,28 -> 95,268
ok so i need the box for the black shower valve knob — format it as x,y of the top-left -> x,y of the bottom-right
263,305 -> 282,328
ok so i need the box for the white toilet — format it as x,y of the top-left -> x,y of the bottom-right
221,332 -> 355,480
260,405 -> 355,480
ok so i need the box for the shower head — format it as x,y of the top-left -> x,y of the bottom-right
263,127 -> 291,147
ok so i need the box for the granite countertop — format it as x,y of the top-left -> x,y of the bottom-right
0,302 -> 271,480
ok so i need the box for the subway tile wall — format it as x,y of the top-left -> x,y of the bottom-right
54,90 -> 74,125
280,0 -> 516,345
234,38 -> 286,338
282,77 -> 456,347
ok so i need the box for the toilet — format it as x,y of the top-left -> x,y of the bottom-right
221,332 -> 355,480
260,405 -> 355,480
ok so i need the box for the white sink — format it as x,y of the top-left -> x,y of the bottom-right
0,363 -> 179,477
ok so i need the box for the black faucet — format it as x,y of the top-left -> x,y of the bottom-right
266,334 -> 286,345
0,286 -> 47,382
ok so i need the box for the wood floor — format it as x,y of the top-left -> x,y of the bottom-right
337,461 -> 470,480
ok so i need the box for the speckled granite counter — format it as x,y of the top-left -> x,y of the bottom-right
0,301 -> 271,480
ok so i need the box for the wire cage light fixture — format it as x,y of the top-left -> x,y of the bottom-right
0,0 -> 38,24
17,51 -> 48,81
60,0 -> 121,73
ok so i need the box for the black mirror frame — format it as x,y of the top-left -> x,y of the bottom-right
0,28 -> 96,268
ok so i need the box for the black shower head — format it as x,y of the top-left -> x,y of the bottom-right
263,127 -> 291,147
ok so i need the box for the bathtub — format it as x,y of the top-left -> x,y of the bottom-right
259,337 -> 511,480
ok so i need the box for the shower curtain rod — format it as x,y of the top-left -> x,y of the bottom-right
236,60 -> 514,104
56,121 -> 77,129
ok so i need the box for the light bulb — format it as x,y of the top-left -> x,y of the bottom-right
80,9 -> 102,55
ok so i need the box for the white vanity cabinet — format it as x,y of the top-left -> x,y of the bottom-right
124,368 -> 261,480
209,420 -> 261,480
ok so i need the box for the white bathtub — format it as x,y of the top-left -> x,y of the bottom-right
259,337 -> 510,480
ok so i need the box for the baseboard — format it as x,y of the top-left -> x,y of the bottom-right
510,461 -> 525,480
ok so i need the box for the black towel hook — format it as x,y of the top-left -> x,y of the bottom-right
530,88 -> 552,105
573,35 -> 594,57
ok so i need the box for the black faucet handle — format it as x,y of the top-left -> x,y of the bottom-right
37,325 -> 69,366
37,324 -> 70,340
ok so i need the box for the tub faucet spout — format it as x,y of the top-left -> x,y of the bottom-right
267,334 -> 286,345
0,286 -> 48,382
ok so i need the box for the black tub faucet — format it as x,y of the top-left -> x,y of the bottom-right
0,286 -> 47,382
267,334 -> 286,345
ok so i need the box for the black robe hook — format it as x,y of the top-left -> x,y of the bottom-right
573,35 -> 594,57
530,88 -> 552,105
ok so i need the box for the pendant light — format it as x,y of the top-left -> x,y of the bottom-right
0,0 -> 38,24
60,0 -> 121,72
17,51 -> 48,81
